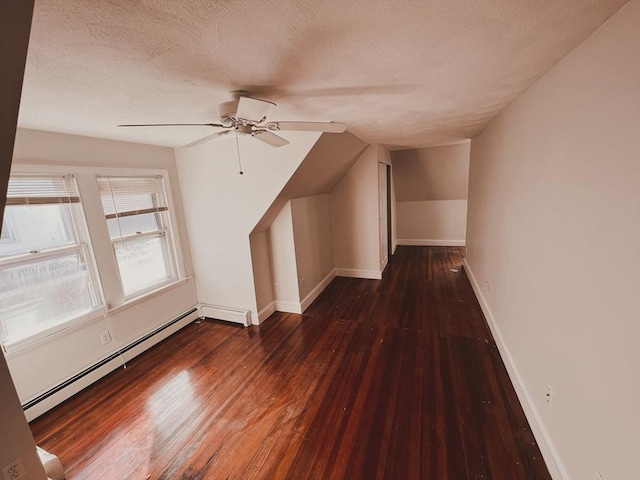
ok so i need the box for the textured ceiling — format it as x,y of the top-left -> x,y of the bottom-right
18,0 -> 626,150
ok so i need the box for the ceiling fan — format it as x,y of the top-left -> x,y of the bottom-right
118,91 -> 347,149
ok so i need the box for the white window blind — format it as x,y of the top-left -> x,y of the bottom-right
97,176 -> 168,219
6,175 -> 80,205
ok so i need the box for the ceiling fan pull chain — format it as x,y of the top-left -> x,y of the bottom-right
234,129 -> 244,175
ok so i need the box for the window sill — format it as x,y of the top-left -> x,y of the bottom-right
2,277 -> 193,358
2,306 -> 108,356
107,276 -> 192,315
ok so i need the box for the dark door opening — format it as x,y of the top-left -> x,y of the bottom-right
386,163 -> 392,260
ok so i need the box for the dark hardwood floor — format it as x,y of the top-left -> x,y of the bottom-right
30,247 -> 551,479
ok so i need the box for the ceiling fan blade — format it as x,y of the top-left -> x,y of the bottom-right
118,123 -> 226,127
180,130 -> 232,149
252,130 -> 289,148
235,96 -> 276,123
266,121 -> 346,133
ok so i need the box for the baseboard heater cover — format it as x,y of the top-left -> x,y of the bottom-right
199,304 -> 251,327
22,306 -> 198,411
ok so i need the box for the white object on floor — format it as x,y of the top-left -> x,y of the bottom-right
37,446 -> 65,480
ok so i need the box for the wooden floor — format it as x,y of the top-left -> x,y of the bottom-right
31,247 -> 551,479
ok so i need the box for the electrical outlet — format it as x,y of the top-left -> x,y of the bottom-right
100,330 -> 112,345
484,281 -> 490,291
301,278 -> 306,287
545,385 -> 553,406
2,458 -> 26,480
461,229 -> 466,237
274,283 -> 280,293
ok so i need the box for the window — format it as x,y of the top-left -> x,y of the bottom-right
97,175 -> 178,297
0,175 -> 103,344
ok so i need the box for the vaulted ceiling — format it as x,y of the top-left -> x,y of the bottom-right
18,0 -> 626,150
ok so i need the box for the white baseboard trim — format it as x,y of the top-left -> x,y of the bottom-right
23,307 -> 199,422
300,269 -> 336,312
462,260 -> 567,480
335,268 -> 382,280
380,257 -> 388,273
398,239 -> 466,247
256,302 -> 277,324
392,240 -> 398,255
274,300 -> 303,314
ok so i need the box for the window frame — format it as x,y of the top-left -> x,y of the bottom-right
97,174 -> 181,300
0,174 -> 106,349
1,166 -> 186,353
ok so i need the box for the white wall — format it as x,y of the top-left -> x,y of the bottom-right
291,194 -> 335,310
9,129 -> 199,420
249,230 -> 275,321
396,200 -> 467,246
331,144 -> 382,279
267,195 -> 336,315
176,132 -> 320,323
392,142 -> 469,246
268,201 -> 300,312
0,1 -> 47,477
465,2 -> 639,478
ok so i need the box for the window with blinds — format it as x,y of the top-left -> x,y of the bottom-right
0,175 -> 103,344
97,176 -> 177,297
5,175 -> 81,206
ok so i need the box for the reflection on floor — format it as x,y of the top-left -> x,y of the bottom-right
31,247 -> 551,479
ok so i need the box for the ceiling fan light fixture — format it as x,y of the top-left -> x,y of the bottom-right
236,125 -> 253,135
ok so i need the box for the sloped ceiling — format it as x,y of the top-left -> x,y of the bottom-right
252,131 -> 368,232
18,0 -> 626,150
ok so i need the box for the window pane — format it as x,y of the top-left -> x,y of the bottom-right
0,204 -> 77,258
0,252 -> 96,342
106,212 -> 161,239
115,234 -> 173,296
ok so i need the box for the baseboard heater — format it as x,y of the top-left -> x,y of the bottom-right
22,306 -> 198,411
199,304 -> 251,327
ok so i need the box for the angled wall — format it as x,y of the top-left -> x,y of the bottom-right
253,131 -> 368,233
392,142 -> 469,246
267,202 -> 300,312
249,131 -> 368,318
331,144 -> 383,279
465,2 -> 639,478
254,138 -> 396,318
291,194 -> 335,310
250,230 -> 275,320
175,131 -> 320,323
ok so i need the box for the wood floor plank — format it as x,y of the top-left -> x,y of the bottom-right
30,246 -> 552,479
